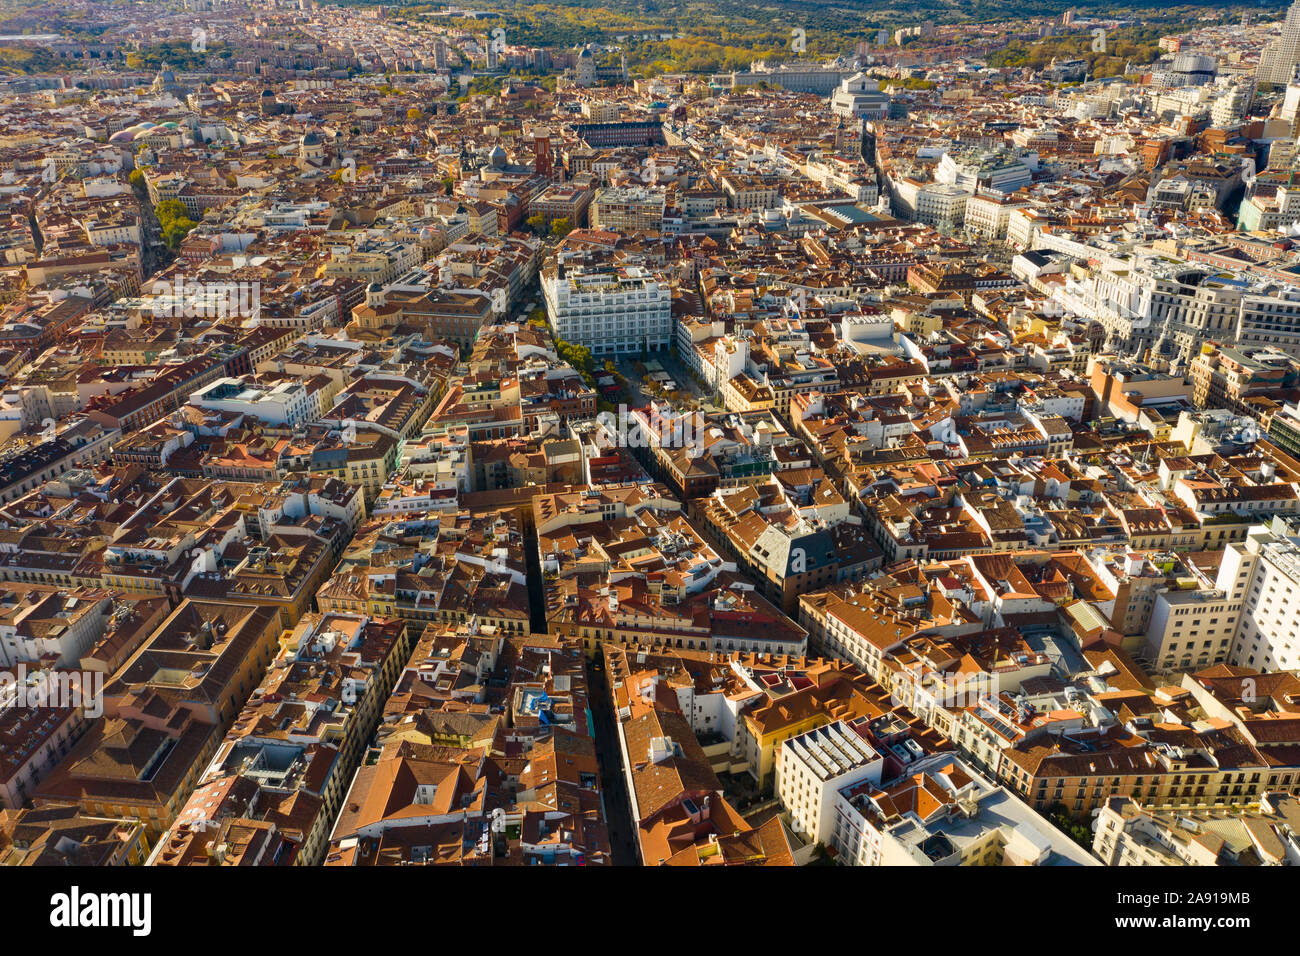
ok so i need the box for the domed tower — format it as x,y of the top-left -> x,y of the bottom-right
151,63 -> 187,96
576,46 -> 595,87
299,130 -> 325,163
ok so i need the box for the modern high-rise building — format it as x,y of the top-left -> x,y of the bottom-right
1226,521 -> 1300,673
1257,0 -> 1300,85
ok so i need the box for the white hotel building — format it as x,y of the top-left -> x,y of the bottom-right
541,262 -> 671,356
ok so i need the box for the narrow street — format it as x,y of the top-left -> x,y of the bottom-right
130,176 -> 170,279
523,526 -> 548,635
586,655 -> 640,866
27,209 -> 42,259
524,521 -> 637,864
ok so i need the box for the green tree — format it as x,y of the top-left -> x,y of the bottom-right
1045,804 -> 1094,850
155,199 -> 197,248
554,336 -> 597,385
162,217 -> 197,248
154,199 -> 186,225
